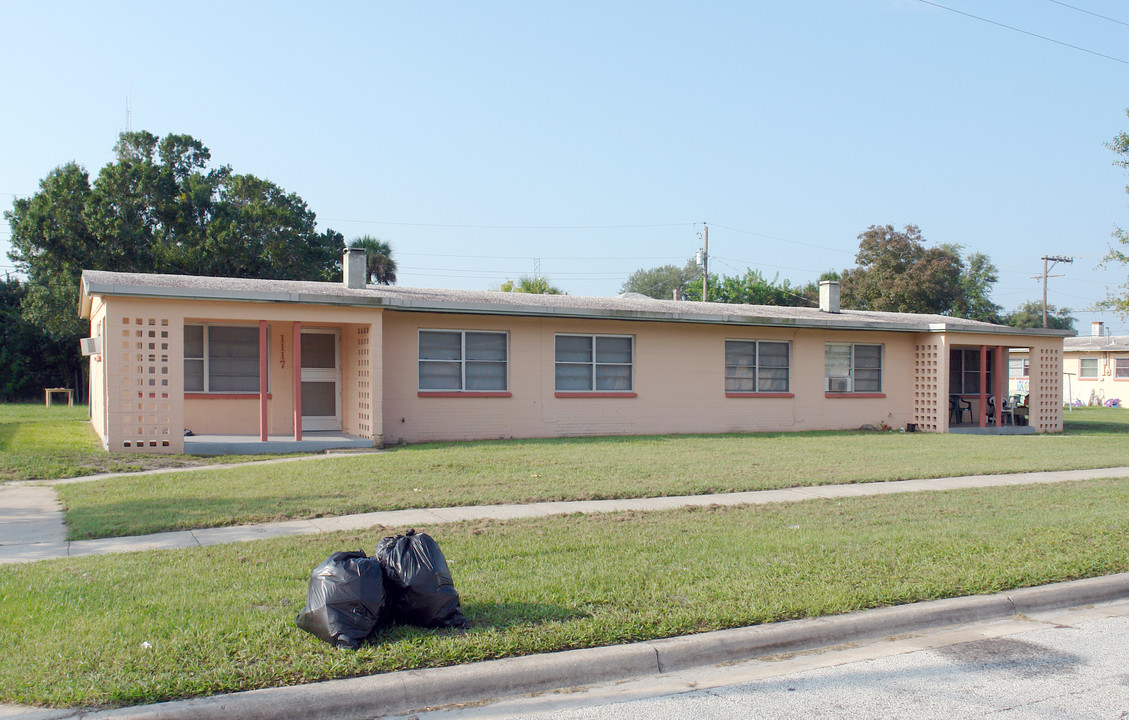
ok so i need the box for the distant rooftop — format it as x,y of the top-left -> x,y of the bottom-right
1064,334 -> 1129,352
80,270 -> 1072,338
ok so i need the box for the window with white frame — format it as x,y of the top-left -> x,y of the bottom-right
825,343 -> 882,393
1117,358 -> 1129,379
555,334 -> 633,392
418,330 -> 508,391
1009,357 -> 1029,378
725,340 -> 790,393
184,324 -> 260,393
1079,358 -> 1099,380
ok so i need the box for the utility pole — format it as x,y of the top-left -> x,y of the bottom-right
696,223 -> 709,300
1032,255 -> 1073,328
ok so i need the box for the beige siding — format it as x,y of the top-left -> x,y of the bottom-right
1063,352 -> 1129,406
382,312 -> 927,444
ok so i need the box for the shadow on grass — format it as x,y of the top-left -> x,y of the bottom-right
364,602 -> 585,645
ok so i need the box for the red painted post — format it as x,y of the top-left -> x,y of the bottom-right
995,346 -> 1005,426
293,322 -> 302,441
259,321 -> 268,442
979,345 -> 988,428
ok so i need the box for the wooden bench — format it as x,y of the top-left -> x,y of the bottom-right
44,388 -> 74,407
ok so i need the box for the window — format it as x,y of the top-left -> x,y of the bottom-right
1009,357 -> 1029,378
825,343 -> 882,393
1079,358 -> 1099,380
949,348 -> 994,395
725,340 -> 790,393
555,334 -> 633,392
184,324 -> 260,393
418,330 -> 507,391
1117,358 -> 1129,379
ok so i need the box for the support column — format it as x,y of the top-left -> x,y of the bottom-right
293,322 -> 302,441
994,346 -> 1005,426
979,345 -> 988,428
259,320 -> 268,442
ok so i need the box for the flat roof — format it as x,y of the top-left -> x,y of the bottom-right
1064,335 -> 1129,352
80,270 -> 1073,338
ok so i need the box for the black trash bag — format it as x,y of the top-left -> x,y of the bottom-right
295,550 -> 387,649
375,529 -> 470,629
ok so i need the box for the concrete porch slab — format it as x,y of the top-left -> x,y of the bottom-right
184,432 -> 374,456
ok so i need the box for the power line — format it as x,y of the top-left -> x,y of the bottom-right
707,224 -> 855,255
917,0 -> 1129,65
1047,0 -> 1129,29
323,218 -> 697,231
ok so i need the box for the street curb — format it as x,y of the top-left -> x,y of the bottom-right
43,572 -> 1129,720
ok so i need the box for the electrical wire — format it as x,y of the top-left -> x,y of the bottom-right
323,218 -> 697,231
917,0 -> 1129,65
1047,0 -> 1129,28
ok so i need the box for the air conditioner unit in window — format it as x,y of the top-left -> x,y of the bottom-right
828,377 -> 851,392
79,337 -> 102,356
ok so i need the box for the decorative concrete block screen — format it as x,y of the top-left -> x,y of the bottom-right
355,325 -> 372,438
1034,347 -> 1064,432
912,343 -> 943,432
112,315 -> 182,452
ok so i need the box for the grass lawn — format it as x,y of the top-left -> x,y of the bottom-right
0,403 -> 285,483
58,407 -> 1129,540
2,478 -> 1127,709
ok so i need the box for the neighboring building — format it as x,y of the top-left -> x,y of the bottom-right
78,249 -> 1071,454
1058,322 -> 1129,406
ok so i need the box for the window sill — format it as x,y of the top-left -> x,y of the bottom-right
185,393 -> 271,400
825,392 -> 886,399
725,392 -> 794,398
417,391 -> 512,398
555,392 -> 637,398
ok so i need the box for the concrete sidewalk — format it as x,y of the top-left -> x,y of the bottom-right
3,466 -> 1129,565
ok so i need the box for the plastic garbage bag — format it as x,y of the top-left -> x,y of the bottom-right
295,550 -> 387,649
375,529 -> 470,629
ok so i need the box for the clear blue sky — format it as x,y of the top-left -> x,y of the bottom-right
3,1 -> 1128,333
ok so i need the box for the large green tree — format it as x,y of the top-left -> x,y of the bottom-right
6,131 -> 344,339
1002,301 -> 1075,330
348,236 -> 397,285
1102,110 -> 1129,317
839,225 -> 965,314
681,267 -> 819,306
620,261 -> 698,299
0,278 -> 79,401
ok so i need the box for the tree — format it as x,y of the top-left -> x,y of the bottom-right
681,267 -> 819,306
620,261 -> 698,299
1101,110 -> 1129,317
497,276 -> 563,294
1003,301 -> 1074,330
947,248 -> 1003,323
5,131 -> 344,339
838,225 -> 965,315
0,278 -> 79,401
348,236 -> 397,285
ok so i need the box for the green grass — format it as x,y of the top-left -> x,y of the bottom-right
3,478 -> 1128,709
0,403 -> 288,483
58,407 -> 1129,540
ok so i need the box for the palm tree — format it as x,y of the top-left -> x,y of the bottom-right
348,236 -> 398,285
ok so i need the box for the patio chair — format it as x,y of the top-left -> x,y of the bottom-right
949,395 -> 972,424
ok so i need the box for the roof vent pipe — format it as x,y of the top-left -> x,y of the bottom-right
344,247 -> 367,289
819,280 -> 840,313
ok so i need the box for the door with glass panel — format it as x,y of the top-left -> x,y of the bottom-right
300,330 -> 341,431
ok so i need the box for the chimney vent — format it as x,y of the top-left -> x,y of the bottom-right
819,280 -> 840,313
343,247 -> 366,289
1092,321 -> 1104,337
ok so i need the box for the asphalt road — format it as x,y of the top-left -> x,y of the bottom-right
401,600 -> 1129,720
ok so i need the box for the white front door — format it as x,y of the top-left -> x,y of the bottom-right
301,329 -> 341,431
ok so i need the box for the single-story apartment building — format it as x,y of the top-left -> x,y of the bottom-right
1049,322 -> 1129,406
79,249 -> 1072,454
